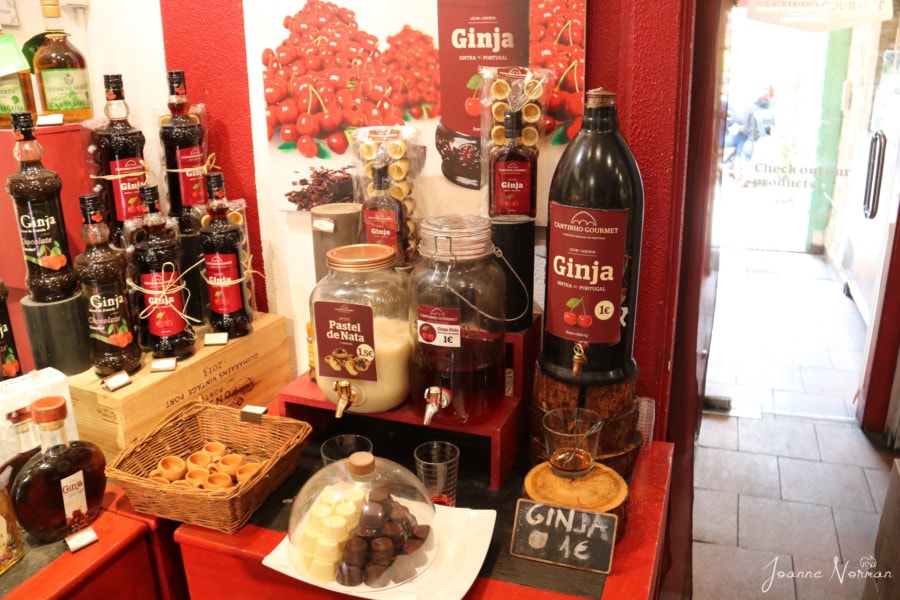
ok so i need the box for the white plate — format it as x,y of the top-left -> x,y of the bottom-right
262,505 -> 497,600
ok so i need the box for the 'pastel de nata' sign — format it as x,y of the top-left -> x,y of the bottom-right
747,0 -> 892,32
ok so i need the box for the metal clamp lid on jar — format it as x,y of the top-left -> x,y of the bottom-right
325,244 -> 397,271
418,214 -> 494,260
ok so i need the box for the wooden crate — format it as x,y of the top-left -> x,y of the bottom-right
69,312 -> 292,461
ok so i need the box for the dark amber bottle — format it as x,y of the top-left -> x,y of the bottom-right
93,74 -> 146,248
74,194 -> 142,375
489,109 -> 538,218
132,185 -> 196,360
539,89 -> 644,385
11,396 -> 106,543
200,173 -> 252,337
0,280 -> 23,380
6,111 -> 79,302
160,70 -> 208,324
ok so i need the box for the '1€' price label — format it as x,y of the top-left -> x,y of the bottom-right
416,304 -> 461,347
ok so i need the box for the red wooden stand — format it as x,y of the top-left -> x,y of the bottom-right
276,315 -> 541,490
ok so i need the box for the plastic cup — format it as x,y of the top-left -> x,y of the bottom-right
542,407 -> 603,479
320,434 -> 373,466
414,441 -> 460,507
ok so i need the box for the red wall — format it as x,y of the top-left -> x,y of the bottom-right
158,0 -> 692,434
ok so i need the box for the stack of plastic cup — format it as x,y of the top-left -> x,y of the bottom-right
637,397 -> 655,456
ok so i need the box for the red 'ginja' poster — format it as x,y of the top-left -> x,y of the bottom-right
245,0 -> 585,223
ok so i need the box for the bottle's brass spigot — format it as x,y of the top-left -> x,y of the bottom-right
572,343 -> 586,378
422,386 -> 450,426
332,380 -> 359,418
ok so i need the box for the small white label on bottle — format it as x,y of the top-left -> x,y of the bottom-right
60,470 -> 88,531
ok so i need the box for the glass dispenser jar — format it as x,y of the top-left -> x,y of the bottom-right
408,215 -> 506,425
287,451 -> 436,590
310,245 -> 411,416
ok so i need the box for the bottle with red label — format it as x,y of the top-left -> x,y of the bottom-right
132,185 -> 196,360
74,193 -> 142,375
361,164 -> 408,266
92,74 -> 147,248
200,172 -> 252,338
11,396 -> 106,543
160,70 -> 209,324
489,109 -> 537,217
539,88 -> 643,385
6,111 -> 79,302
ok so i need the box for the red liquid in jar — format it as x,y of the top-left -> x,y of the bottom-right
409,335 -> 505,425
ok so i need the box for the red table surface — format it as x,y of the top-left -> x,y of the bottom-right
5,503 -> 158,600
175,441 -> 673,599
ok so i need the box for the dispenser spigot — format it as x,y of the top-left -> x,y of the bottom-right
572,343 -> 586,378
332,380 -> 359,418
422,386 -> 450,426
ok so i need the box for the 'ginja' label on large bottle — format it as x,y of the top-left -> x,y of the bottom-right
60,470 -> 89,531
545,202 -> 628,344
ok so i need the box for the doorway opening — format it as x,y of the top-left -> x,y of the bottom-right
703,7 -> 889,423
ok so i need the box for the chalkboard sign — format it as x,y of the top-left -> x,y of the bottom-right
509,498 -> 618,574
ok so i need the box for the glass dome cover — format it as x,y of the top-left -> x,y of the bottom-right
287,451 -> 437,590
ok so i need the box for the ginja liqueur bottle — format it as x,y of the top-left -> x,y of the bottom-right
74,194 -> 142,375
361,164 -> 408,267
93,74 -> 146,248
133,185 -> 196,360
489,109 -> 537,217
539,89 -> 643,385
32,0 -> 92,122
160,70 -> 207,231
11,396 -> 106,543
160,70 -> 208,324
6,112 -> 79,302
0,280 -> 23,380
200,173 -> 252,338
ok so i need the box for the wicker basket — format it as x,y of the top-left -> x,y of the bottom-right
106,400 -> 311,534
